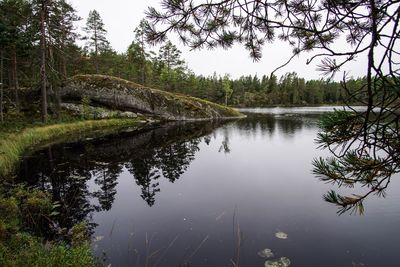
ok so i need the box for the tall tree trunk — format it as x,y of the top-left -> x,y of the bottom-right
58,51 -> 65,116
59,32 -> 67,117
94,26 -> 99,74
0,49 -> 4,123
60,47 -> 67,80
141,35 -> 145,85
48,44 -> 61,116
40,0 -> 48,123
10,46 -> 20,111
61,29 -> 68,80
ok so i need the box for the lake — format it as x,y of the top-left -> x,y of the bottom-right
18,107 -> 400,267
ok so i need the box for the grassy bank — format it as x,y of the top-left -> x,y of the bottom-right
0,117 -> 147,179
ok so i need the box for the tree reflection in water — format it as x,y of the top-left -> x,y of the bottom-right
16,114 -> 318,240
92,162 -> 121,211
125,137 -> 201,207
17,121 -> 225,236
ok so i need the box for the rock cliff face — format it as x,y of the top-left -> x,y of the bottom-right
60,75 -> 244,120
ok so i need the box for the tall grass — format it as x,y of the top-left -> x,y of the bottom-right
0,118 -> 144,178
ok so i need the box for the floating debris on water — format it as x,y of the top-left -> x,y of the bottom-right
265,257 -> 291,267
215,211 -> 226,221
275,231 -> 288,239
94,235 -> 104,242
70,174 -> 86,180
258,248 -> 274,258
91,161 -> 109,166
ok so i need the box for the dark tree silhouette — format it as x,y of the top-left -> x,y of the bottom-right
157,140 -> 200,182
93,163 -> 121,211
127,157 -> 161,207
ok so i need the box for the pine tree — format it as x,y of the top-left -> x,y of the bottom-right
48,0 -> 80,80
157,41 -> 185,90
158,40 -> 185,72
132,19 -> 149,84
83,10 -> 109,74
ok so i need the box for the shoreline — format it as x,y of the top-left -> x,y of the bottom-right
0,117 -> 150,179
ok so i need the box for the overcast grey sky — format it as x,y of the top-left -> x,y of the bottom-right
69,0 -> 368,80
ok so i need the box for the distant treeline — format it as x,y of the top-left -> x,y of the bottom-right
0,1 -> 367,113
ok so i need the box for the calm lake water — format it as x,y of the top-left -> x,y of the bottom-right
18,107 -> 400,267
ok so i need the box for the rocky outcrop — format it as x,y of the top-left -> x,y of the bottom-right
60,103 -> 139,119
60,75 -> 244,120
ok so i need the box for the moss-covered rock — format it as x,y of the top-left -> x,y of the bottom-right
61,75 -> 244,120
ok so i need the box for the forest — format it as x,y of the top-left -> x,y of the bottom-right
0,0 -> 368,125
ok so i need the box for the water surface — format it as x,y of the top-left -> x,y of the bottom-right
18,108 -> 400,267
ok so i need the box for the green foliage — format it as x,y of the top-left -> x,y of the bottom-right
158,41 -> 185,71
83,9 -> 110,74
313,104 -> 399,214
0,186 -> 93,267
0,116 -> 146,265
0,229 -> 93,266
0,0 -> 32,47
83,9 -> 110,53
70,222 -> 90,247
0,196 -> 20,236
81,96 -> 91,119
127,40 -> 148,83
316,110 -> 363,147
222,74 -> 232,106
322,190 -> 365,216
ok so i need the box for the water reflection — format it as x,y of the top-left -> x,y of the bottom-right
234,112 -> 318,139
125,137 -> 201,206
17,114 -> 323,235
92,163 -> 120,211
18,121 -> 225,234
16,110 -> 400,267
